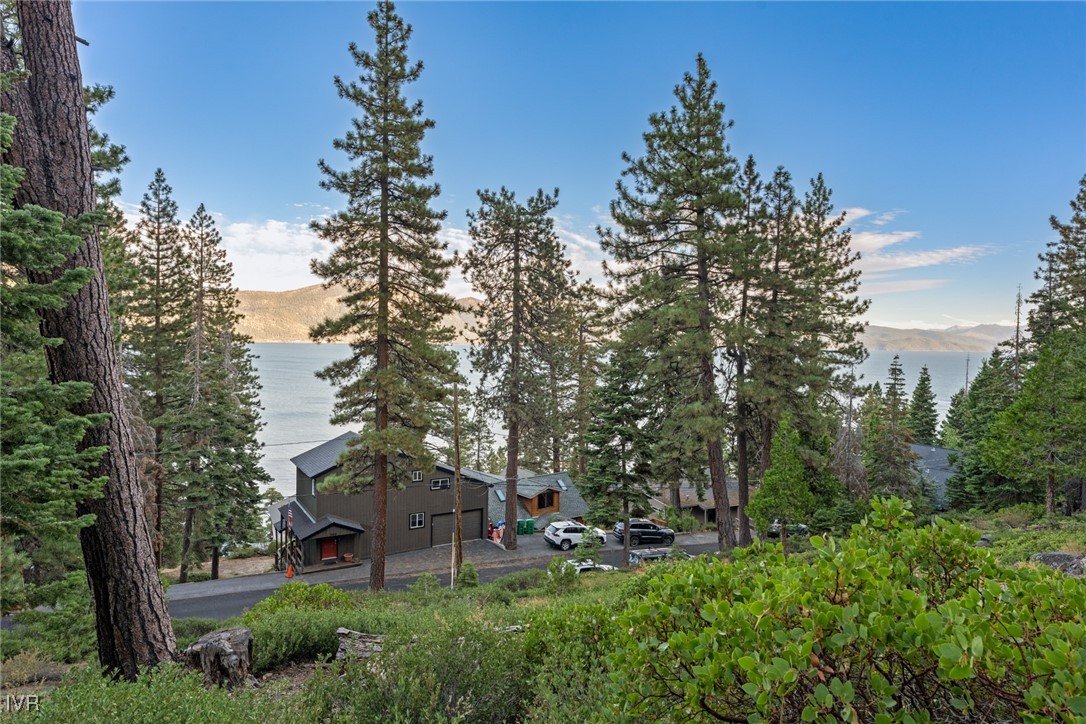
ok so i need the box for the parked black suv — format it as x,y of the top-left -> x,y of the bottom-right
613,519 -> 675,546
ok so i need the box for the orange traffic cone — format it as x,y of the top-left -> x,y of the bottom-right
286,564 -> 293,578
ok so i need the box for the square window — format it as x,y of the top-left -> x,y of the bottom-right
412,470 -> 422,482
409,512 -> 424,529
430,477 -> 450,490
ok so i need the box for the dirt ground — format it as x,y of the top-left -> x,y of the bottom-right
161,555 -> 275,581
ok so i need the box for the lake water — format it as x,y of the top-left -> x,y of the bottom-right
250,343 -> 985,499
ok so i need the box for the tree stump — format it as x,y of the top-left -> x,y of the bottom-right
182,627 -> 254,688
336,627 -> 385,660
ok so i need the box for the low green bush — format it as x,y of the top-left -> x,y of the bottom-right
171,617 -> 224,650
302,615 -> 531,723
225,543 -> 267,559
457,561 -> 479,588
612,497 -> 1086,722
545,556 -> 580,595
27,664 -> 290,722
523,601 -> 622,721
406,572 -> 448,605
662,506 -> 699,533
241,581 -> 353,625
489,568 -> 546,594
1,573 -> 95,663
247,608 -> 343,672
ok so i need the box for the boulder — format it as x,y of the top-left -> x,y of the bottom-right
1030,552 -> 1086,576
182,627 -> 254,688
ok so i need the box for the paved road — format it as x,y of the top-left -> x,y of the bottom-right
168,536 -> 721,620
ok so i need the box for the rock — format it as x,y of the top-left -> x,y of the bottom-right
976,535 -> 993,548
1030,552 -> 1086,576
182,627 -> 254,688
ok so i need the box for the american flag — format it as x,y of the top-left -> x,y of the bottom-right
287,508 -> 293,531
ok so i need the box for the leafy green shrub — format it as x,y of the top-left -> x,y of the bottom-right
992,503 -> 1046,529
457,561 -> 479,588
662,506 -> 699,533
185,571 -> 212,583
523,601 -> 622,721
573,532 -> 603,563
490,568 -> 546,594
546,557 -> 580,595
302,616 -> 530,723
807,498 -> 868,535
475,587 -> 513,607
225,543 -> 266,559
171,618 -> 223,650
407,572 -> 447,603
986,512 -> 1086,565
241,581 -> 353,625
612,497 -> 1086,722
26,664 -> 289,722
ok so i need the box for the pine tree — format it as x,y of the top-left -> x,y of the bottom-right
463,187 -> 563,550
746,416 -> 815,556
0,81 -> 106,612
580,341 -> 657,565
127,168 -> 190,565
166,204 -> 269,582
863,356 -> 918,497
310,1 -> 457,591
1,1 -> 177,675
944,352 -> 1018,509
600,55 -> 741,552
907,365 -> 938,445
1027,176 -> 1086,347
984,328 -> 1086,514
938,388 -> 967,449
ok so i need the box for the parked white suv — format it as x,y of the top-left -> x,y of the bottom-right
543,521 -> 607,551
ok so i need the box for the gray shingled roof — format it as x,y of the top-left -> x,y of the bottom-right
276,499 -> 365,541
290,431 -> 360,479
486,471 -> 589,526
650,478 -> 741,513
910,444 -> 958,511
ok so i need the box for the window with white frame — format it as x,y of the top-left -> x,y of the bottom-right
409,512 -> 424,529
430,477 -> 450,490
412,470 -> 422,482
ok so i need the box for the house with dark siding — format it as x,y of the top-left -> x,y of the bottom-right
471,467 -> 591,527
274,432 -> 492,570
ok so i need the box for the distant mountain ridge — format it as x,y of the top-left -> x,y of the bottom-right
236,285 -> 1015,352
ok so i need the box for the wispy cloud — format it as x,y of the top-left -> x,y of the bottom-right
851,230 -> 921,253
861,278 -> 948,296
861,245 -> 987,274
872,209 -> 903,226
843,207 -> 874,222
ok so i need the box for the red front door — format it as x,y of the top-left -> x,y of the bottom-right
320,538 -> 338,561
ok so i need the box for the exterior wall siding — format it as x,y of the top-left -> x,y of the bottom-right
308,469 -> 490,561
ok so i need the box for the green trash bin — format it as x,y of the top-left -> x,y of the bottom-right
524,519 -> 535,535
516,519 -> 527,535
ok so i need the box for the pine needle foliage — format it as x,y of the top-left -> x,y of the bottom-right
310,1 -> 457,589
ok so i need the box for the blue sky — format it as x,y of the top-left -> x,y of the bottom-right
73,1 -> 1085,329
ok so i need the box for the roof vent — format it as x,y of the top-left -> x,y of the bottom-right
496,490 -> 506,502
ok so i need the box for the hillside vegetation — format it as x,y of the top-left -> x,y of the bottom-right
15,500 -> 1085,722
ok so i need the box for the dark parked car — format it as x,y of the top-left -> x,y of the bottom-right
613,519 -> 675,546
627,547 -> 689,566
767,520 -> 809,538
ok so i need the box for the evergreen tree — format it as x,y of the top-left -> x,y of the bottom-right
863,356 -> 918,497
127,168 -> 190,565
746,416 -> 815,556
907,365 -> 938,445
944,352 -> 1018,509
984,328 -> 1086,514
2,2 -> 177,674
1027,176 -> 1086,347
564,282 -> 607,478
600,55 -> 740,552
580,341 -> 657,565
463,186 -> 563,550
310,1 -> 457,590
0,82 -> 106,611
166,204 -> 269,582
938,388 -> 967,449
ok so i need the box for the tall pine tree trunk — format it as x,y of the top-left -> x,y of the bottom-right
453,383 -> 463,578
503,228 -> 522,550
696,249 -> 736,551
736,355 -> 753,546
371,172 -> 391,591
210,547 -> 220,580
178,507 -> 195,584
0,0 -> 176,677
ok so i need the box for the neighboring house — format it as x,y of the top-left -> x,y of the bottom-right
467,466 -> 591,528
910,444 -> 959,511
649,479 -> 741,528
274,432 -> 491,569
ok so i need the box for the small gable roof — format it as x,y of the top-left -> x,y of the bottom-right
290,431 -> 360,479
487,471 -> 589,525
276,499 -> 365,541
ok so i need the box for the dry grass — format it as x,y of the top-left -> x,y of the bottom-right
0,650 -> 68,689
